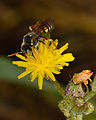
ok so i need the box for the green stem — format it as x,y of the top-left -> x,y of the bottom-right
54,81 -> 65,97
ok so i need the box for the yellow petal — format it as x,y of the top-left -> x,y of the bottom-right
12,61 -> 28,67
58,43 -> 69,54
56,65 -> 63,69
26,54 -> 36,61
61,62 -> 69,66
38,72 -> 43,90
45,69 -> 56,81
45,39 -> 52,46
58,53 -> 75,62
43,45 -> 48,57
16,54 -> 27,61
54,39 -> 58,46
32,48 -> 39,61
49,39 -> 58,49
49,68 -> 61,74
39,42 -> 44,54
30,70 -> 38,82
18,70 -> 32,79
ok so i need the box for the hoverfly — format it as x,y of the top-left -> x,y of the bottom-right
8,18 -> 54,57
21,18 -> 54,53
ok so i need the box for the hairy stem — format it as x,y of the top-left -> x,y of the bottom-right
54,81 -> 65,97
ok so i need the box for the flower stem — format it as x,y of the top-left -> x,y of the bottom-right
54,81 -> 65,97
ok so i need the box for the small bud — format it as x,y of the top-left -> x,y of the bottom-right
65,82 -> 85,98
58,98 -> 71,118
75,97 -> 84,107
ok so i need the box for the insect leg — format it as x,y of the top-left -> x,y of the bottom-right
8,52 -> 19,57
45,38 -> 56,47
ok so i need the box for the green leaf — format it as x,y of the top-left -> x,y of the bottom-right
0,56 -> 62,102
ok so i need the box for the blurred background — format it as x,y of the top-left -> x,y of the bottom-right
0,0 -> 96,120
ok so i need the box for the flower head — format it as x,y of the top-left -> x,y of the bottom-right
12,39 -> 74,89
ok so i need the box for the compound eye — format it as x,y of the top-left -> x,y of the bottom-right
24,35 -> 32,43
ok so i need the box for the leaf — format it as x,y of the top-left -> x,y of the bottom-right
0,56 -> 62,102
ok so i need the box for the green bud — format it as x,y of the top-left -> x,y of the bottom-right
75,97 -> 84,107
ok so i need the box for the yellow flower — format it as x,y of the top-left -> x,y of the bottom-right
12,39 -> 75,89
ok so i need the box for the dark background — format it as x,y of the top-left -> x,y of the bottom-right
0,0 -> 96,120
